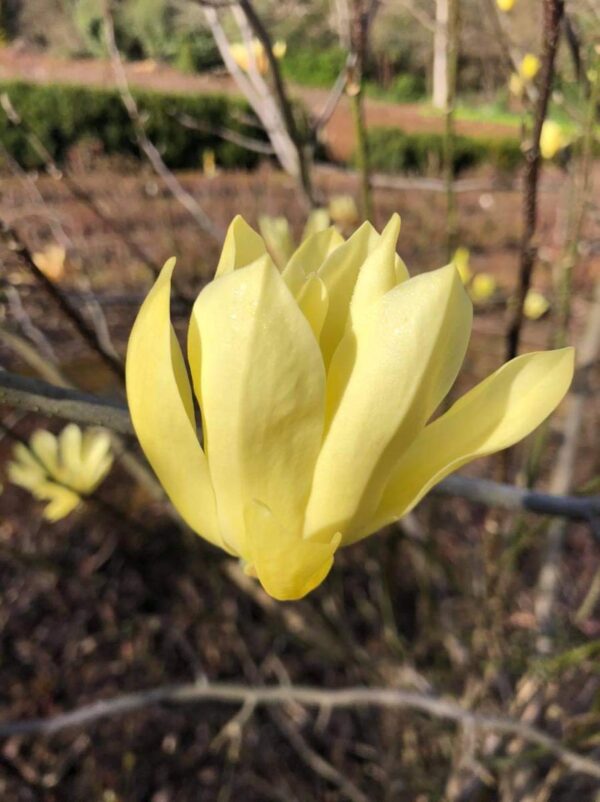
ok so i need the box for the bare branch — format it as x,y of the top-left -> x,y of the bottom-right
0,372 -> 132,436
102,4 -> 223,241
1,681 -> 599,780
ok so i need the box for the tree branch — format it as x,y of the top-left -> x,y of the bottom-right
1,681 -> 599,780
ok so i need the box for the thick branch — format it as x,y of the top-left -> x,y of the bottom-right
1,681 -> 599,780
0,372 -> 133,436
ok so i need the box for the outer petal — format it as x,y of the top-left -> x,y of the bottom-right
215,215 -> 266,277
296,273 -> 329,341
59,424 -> 83,486
304,264 -> 472,541
126,259 -> 222,548
30,431 -> 59,475
189,256 -> 326,557
246,501 -> 341,601
362,348 -> 575,541
348,214 -> 401,325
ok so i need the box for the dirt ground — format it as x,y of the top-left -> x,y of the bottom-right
0,47 -> 518,161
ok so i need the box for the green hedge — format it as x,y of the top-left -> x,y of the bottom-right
0,80 -> 267,170
363,127 -> 523,175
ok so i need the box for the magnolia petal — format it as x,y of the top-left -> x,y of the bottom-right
317,221 -> 381,367
296,273 -> 329,341
349,213 -> 401,325
301,208 -> 331,241
41,484 -> 81,521
304,264 -> 472,541
7,458 -> 46,491
282,227 -> 344,295
126,259 -> 222,548
215,215 -> 266,277
59,424 -> 83,484
246,501 -> 341,601
190,256 -> 326,558
362,348 -> 575,541
30,430 -> 59,475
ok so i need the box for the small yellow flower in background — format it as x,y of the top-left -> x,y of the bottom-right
470,272 -> 497,303
202,149 -> 217,178
524,289 -> 550,320
258,215 -> 295,269
7,424 -> 113,521
452,247 -> 472,285
540,120 -> 567,159
496,0 -> 515,10
229,38 -> 286,75
259,209 -> 331,269
33,244 -> 66,282
328,195 -> 359,228
126,215 -> 574,600
272,40 -> 287,60
519,54 -> 541,82
509,73 -> 525,97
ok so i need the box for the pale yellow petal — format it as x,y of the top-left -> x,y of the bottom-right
215,215 -> 266,277
7,459 -> 46,492
258,215 -> 294,269
301,208 -> 331,241
246,501 -> 341,601
30,430 -> 59,475
282,227 -> 344,295
40,485 -> 81,521
365,348 -> 575,540
296,273 -> 329,341
349,213 -> 401,325
317,221 -> 381,367
189,256 -> 326,558
58,424 -> 83,480
126,258 -> 222,548
304,264 -> 472,541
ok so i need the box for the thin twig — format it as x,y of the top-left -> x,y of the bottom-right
505,0 -> 565,360
0,215 -> 125,381
1,681 -> 600,780
102,3 -> 223,241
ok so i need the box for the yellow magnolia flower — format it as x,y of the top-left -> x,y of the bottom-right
497,0 -> 515,10
519,54 -> 541,82
126,215 -> 574,600
8,424 -> 113,521
524,289 -> 550,320
229,38 -> 286,75
470,272 -> 497,303
540,120 -> 566,159
452,247 -> 472,285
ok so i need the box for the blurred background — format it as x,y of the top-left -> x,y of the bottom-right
0,0 -> 599,800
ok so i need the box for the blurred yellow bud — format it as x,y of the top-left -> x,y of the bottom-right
509,73 -> 525,97
519,54 -> 541,82
496,0 -> 516,10
258,215 -> 295,269
328,195 -> 359,227
470,272 -> 497,302
8,425 -> 113,521
33,244 -> 66,282
452,247 -> 472,285
202,149 -> 217,178
126,214 -> 573,599
524,289 -> 550,320
540,120 -> 566,159
272,40 -> 287,59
